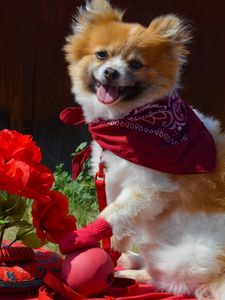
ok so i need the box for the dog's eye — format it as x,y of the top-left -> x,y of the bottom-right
96,51 -> 108,60
129,59 -> 143,69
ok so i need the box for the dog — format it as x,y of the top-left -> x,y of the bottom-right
61,0 -> 225,299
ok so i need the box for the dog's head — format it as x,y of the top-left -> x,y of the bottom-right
65,0 -> 191,119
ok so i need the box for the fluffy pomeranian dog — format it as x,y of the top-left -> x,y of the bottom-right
62,0 -> 225,299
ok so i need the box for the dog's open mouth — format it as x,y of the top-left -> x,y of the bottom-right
96,81 -> 136,105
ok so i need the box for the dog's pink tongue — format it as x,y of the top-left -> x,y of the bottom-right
97,85 -> 119,104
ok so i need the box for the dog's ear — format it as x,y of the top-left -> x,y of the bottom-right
64,0 -> 124,62
147,14 -> 191,44
73,0 -> 124,33
147,14 -> 192,63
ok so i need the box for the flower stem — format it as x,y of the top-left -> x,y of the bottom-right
0,227 -> 5,247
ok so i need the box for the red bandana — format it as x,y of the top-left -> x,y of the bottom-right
60,93 -> 216,179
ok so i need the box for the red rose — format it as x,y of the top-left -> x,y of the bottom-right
1,159 -> 54,199
0,129 -> 53,197
32,190 -> 76,243
0,159 -> 28,195
20,161 -> 54,199
0,130 -> 41,163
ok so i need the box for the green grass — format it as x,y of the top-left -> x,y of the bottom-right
53,161 -> 98,228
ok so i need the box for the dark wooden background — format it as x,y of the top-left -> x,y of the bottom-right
0,0 -> 225,171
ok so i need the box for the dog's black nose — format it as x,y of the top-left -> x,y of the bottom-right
104,67 -> 119,80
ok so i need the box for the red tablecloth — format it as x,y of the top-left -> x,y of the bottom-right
0,284 -> 196,300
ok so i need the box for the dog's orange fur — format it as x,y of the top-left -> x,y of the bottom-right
173,136 -> 225,214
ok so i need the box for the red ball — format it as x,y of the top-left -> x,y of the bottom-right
61,247 -> 114,297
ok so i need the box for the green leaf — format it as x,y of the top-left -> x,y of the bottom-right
20,231 -> 47,248
22,210 -> 31,222
0,193 -> 14,216
17,220 -> 33,229
1,217 -> 19,229
0,217 -> 31,230
73,142 -> 88,155
0,220 -> 10,226
0,195 -> 26,222
0,191 -> 9,201
16,227 -> 47,248
16,224 -> 32,238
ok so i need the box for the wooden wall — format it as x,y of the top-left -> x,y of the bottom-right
0,0 -> 225,171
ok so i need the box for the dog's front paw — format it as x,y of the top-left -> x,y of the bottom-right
59,228 -> 100,254
59,218 -> 112,254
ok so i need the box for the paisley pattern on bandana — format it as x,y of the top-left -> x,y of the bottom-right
94,93 -> 188,145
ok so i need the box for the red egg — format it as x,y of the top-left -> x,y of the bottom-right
61,247 -> 114,297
